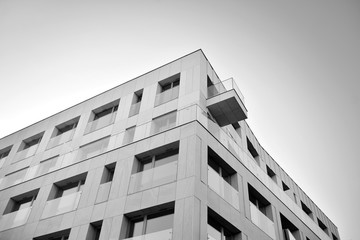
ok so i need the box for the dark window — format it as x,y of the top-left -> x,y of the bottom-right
282,181 -> 290,191
87,221 -> 103,240
0,146 -> 11,159
301,201 -> 313,219
248,184 -> 273,220
317,218 -> 329,235
48,173 -> 87,200
3,189 -> 39,215
55,117 -> 79,136
208,208 -> 240,240
33,229 -> 70,240
246,138 -> 259,164
266,165 -> 276,182
94,105 -> 118,120
101,163 -> 116,184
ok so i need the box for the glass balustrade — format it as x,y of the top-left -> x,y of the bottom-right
96,181 -> 112,203
47,128 -> 76,149
128,161 -> 177,194
208,167 -> 239,210
155,86 -> 179,106
129,102 -> 141,117
41,191 -> 82,219
250,202 -> 276,239
207,78 -> 244,102
13,144 -> 39,163
284,229 -> 297,240
124,228 -> 172,240
0,206 -> 32,231
85,112 -> 117,134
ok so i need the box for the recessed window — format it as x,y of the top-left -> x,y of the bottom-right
248,184 -> 273,221
208,148 -> 237,189
246,138 -> 259,165
101,163 -> 116,184
208,208 -> 240,240
123,126 -> 136,145
280,213 -> 300,240
135,143 -> 179,173
85,100 -> 119,133
317,218 -> 329,235
54,117 -> 79,137
126,206 -> 174,238
155,73 -> 180,106
0,146 -> 11,160
48,173 -> 87,200
151,111 -> 177,134
3,189 -> 39,215
129,89 -> 143,117
94,104 -> 118,120
33,229 -> 70,240
282,181 -> 290,191
266,165 -> 277,182
332,233 -> 338,240
87,221 -> 103,240
19,133 -> 44,152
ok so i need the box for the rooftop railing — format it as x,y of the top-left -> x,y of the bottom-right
207,78 -> 244,102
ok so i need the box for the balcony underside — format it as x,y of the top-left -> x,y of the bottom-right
207,89 -> 247,127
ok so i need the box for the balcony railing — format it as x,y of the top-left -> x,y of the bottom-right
128,161 -> 177,194
85,112 -> 117,134
284,229 -> 297,240
0,207 -> 32,231
154,86 -> 179,106
0,156 -> 6,168
129,102 -> 141,117
124,228 -> 172,240
47,128 -> 76,149
13,144 -> 39,163
250,202 -> 276,239
208,167 -> 239,210
207,78 -> 244,102
41,191 -> 82,219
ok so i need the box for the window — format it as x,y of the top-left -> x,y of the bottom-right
101,163 -> 116,184
155,73 -> 180,106
317,218 -> 329,235
78,136 -> 110,161
248,184 -> 273,221
18,133 -> 44,152
129,89 -> 143,117
0,146 -> 11,160
282,181 -> 290,191
55,118 -> 79,136
3,189 -> 39,215
332,233 -> 338,240
280,213 -> 300,240
208,148 -> 237,189
33,229 -> 70,240
94,105 -> 118,120
151,111 -> 177,134
208,208 -> 240,240
135,143 -> 179,173
123,126 -> 136,145
125,205 -> 174,238
266,165 -> 277,183
87,221 -> 103,240
48,173 -> 87,200
246,138 -> 259,165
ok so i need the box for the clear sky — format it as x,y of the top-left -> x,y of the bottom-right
0,0 -> 359,239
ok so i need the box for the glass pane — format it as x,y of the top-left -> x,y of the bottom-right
154,153 -> 178,168
208,224 -> 221,240
62,186 -> 78,197
145,213 -> 173,234
131,220 -> 144,237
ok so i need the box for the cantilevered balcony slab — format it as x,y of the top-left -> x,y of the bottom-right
207,78 -> 247,127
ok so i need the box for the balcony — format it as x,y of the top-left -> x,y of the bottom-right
13,144 -> 39,163
41,191 -> 82,219
154,86 -> 179,106
250,202 -> 276,239
95,181 -> 111,203
0,206 -> 32,231
124,228 -> 172,240
47,128 -> 76,149
208,167 -> 239,210
128,161 -> 177,194
129,102 -> 141,117
85,112 -> 116,134
207,78 -> 247,127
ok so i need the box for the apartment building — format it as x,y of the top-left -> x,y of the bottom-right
0,50 -> 340,240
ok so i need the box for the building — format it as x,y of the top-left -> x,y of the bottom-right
0,50 -> 340,240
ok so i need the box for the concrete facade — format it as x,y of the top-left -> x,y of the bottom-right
0,50 -> 340,240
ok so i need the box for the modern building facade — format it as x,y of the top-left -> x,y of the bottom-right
0,50 -> 340,240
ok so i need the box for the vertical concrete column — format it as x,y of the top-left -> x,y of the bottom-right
173,196 -> 201,240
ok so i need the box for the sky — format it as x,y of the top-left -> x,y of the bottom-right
0,0 -> 359,239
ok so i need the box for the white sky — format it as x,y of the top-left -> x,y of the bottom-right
0,1 -> 359,239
